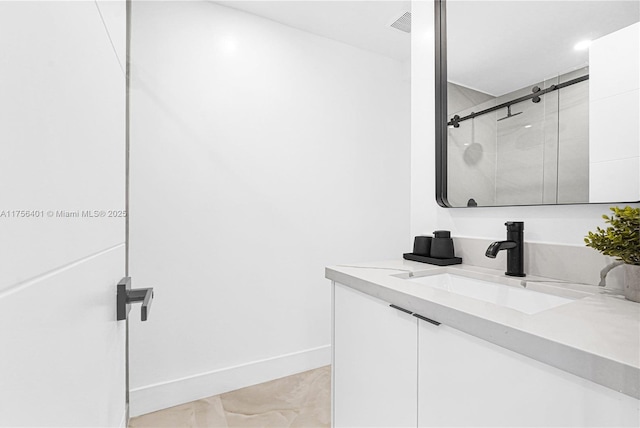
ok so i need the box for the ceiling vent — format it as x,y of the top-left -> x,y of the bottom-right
389,12 -> 411,34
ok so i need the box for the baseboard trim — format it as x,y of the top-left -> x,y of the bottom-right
130,344 -> 331,417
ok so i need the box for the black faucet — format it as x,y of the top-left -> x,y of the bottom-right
485,221 -> 525,277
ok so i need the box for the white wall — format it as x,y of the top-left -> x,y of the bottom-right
128,1 -> 410,416
411,1 -> 638,248
589,22 -> 640,203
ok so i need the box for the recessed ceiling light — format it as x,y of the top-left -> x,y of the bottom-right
574,40 -> 592,51
524,124 -> 532,129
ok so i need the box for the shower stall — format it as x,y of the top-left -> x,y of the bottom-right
446,67 -> 590,207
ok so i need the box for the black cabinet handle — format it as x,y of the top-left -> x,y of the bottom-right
390,304 -> 441,326
117,277 -> 154,321
389,304 -> 413,315
413,313 -> 441,326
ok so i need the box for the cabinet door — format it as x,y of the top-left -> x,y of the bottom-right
418,319 -> 640,427
333,282 -> 418,427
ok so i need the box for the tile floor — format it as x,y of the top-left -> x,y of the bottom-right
129,366 -> 331,428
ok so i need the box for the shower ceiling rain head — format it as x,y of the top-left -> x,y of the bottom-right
497,105 -> 523,122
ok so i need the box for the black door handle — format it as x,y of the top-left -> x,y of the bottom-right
117,277 -> 154,321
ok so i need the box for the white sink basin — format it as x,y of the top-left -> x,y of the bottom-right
406,273 -> 575,314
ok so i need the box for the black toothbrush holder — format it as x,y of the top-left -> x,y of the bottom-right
413,235 -> 433,256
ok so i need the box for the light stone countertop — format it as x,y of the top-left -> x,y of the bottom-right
326,260 -> 640,400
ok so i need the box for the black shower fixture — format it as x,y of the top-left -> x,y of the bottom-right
532,86 -> 542,103
447,74 -> 589,127
497,105 -> 523,121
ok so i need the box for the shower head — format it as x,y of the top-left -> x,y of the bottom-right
497,105 -> 522,121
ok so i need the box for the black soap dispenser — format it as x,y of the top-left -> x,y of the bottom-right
431,230 -> 455,259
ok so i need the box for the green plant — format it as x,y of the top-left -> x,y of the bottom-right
585,206 -> 640,266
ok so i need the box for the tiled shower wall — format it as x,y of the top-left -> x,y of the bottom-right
447,82 -> 496,207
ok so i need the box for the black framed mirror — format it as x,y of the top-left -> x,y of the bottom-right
435,0 -> 640,208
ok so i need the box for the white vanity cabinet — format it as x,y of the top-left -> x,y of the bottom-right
333,282 -> 418,427
418,319 -> 639,427
332,281 -> 640,428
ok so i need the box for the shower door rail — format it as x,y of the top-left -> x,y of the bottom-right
448,74 -> 589,127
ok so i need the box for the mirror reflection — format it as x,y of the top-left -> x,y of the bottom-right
440,0 -> 640,207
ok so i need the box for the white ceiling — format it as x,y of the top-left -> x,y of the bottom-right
215,1 -> 412,61
447,1 -> 640,96
213,1 -> 639,96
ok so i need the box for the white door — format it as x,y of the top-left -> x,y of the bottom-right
0,1 -> 128,426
